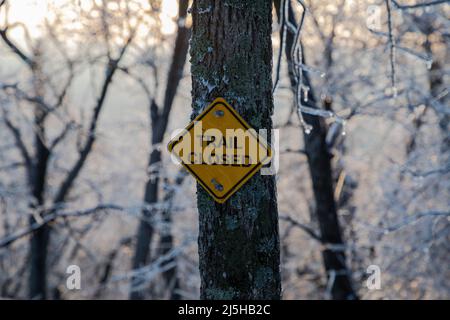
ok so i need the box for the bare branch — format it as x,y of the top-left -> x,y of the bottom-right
385,0 -> 398,97
0,161 -> 24,171
385,211 -> 450,233
0,204 -> 124,249
49,122 -> 75,151
392,0 -> 448,9
0,28 -> 34,69
153,0 -> 190,143
273,0 -> 287,94
53,31 -> 136,204
2,111 -> 32,173
279,215 -> 322,242
0,82 -> 53,113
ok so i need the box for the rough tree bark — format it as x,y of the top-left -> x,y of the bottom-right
130,0 -> 190,300
274,0 -> 357,300
191,0 -> 281,300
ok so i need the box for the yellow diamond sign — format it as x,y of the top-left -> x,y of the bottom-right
167,98 -> 272,203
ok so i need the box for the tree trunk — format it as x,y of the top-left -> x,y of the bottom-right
130,0 -> 190,300
274,0 -> 357,300
157,170 -> 187,300
426,39 -> 449,151
28,121 -> 50,299
157,206 -> 181,299
130,147 -> 160,300
191,0 -> 281,300
29,59 -> 50,300
407,36 -> 447,155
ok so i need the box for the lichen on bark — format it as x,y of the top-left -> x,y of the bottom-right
190,0 -> 281,300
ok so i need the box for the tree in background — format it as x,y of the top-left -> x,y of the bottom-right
0,0 -> 145,299
190,0 -> 281,299
130,0 -> 190,300
274,0 -> 357,300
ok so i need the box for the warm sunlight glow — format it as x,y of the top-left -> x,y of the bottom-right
4,0 -> 180,41
7,0 -> 49,38
161,0 -> 178,35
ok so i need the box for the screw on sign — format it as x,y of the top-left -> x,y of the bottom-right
167,98 -> 272,203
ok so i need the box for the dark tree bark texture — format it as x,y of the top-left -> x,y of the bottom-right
191,0 -> 281,300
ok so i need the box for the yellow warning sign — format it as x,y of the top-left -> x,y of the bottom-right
167,98 -> 272,203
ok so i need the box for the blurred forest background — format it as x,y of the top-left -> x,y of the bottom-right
0,0 -> 449,300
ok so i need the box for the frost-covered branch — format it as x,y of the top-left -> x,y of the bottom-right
121,238 -> 194,292
392,0 -> 448,9
0,204 -> 125,248
1,110 -> 32,173
53,29 -> 137,205
385,0 -> 397,97
280,215 -> 322,242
